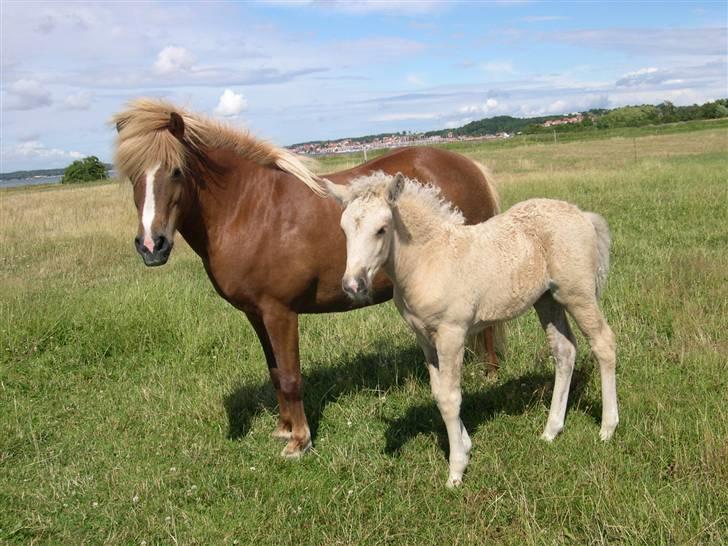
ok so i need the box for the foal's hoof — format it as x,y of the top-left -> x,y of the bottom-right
599,425 -> 616,442
281,438 -> 312,459
446,476 -> 463,489
540,423 -> 563,442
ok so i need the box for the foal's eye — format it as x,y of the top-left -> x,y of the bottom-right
376,226 -> 387,236
171,168 -> 182,178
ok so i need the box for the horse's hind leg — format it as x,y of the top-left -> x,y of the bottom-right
534,293 -> 577,442
564,298 -> 618,441
433,327 -> 470,487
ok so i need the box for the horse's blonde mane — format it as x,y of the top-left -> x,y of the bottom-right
112,98 -> 325,196
348,171 -> 465,225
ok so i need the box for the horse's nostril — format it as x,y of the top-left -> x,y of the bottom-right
155,235 -> 168,253
134,236 -> 148,253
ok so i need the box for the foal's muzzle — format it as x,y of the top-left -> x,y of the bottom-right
135,234 -> 173,267
342,275 -> 369,301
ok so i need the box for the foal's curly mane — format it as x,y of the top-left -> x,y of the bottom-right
112,98 -> 325,196
348,171 -> 466,225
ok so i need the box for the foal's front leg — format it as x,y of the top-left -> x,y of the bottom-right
433,327 -> 470,487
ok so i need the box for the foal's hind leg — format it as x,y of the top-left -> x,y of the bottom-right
534,293 -> 577,442
563,297 -> 618,441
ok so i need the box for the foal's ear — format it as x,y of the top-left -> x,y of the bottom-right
168,111 -> 185,140
387,172 -> 405,204
324,179 -> 352,207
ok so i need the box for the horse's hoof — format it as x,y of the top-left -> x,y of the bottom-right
446,476 -> 463,488
281,439 -> 312,459
271,428 -> 292,441
540,431 -> 557,442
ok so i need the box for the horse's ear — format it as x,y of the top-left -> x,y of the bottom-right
387,173 -> 405,204
115,120 -> 124,134
324,179 -> 351,207
168,111 -> 185,140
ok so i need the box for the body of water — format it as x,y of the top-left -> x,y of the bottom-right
0,174 -> 63,189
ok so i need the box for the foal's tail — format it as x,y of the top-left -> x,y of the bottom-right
585,212 -> 612,299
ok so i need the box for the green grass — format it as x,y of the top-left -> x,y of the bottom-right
1,127 -> 727,544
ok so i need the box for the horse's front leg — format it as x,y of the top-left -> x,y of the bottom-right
259,303 -> 312,458
245,312 -> 292,440
433,326 -> 469,487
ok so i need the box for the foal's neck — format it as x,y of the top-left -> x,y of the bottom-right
392,195 -> 451,245
385,197 -> 452,283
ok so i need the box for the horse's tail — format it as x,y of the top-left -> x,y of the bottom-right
585,212 -> 612,299
471,160 -> 501,214
467,160 -> 506,371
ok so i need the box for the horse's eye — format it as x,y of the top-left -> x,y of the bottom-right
376,226 -> 386,236
172,168 -> 182,178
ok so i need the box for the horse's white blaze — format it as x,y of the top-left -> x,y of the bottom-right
142,163 -> 160,252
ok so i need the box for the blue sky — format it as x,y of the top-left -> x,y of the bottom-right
1,0 -> 726,171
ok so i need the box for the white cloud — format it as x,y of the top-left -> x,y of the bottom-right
522,15 -> 570,23
406,73 -> 426,86
480,61 -> 515,75
63,91 -> 93,110
154,46 -> 196,74
615,67 -> 661,87
263,0 -> 451,15
517,94 -> 609,117
333,37 -> 426,61
445,117 -> 473,128
459,98 -> 504,115
4,79 -> 52,110
214,89 -> 248,117
543,27 -> 727,57
3,140 -> 83,161
372,112 -> 441,122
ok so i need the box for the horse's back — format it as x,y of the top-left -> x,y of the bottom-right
326,147 -> 497,224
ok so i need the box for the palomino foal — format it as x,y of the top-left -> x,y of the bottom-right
327,172 -> 618,487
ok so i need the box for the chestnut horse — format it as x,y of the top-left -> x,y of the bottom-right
113,99 -> 502,458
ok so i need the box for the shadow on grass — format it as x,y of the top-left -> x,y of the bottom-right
383,361 -> 599,455
224,341 -> 425,440
224,342 -> 601,452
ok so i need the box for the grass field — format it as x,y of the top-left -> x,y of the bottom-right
1,124 -> 727,544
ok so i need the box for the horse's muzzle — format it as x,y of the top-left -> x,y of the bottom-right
135,234 -> 173,267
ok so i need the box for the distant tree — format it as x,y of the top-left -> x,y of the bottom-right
699,100 -> 728,119
597,105 -> 660,128
657,101 -> 677,123
61,156 -> 108,184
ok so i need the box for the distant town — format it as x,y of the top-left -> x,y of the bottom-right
287,112 -> 596,156
287,130 -> 515,156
